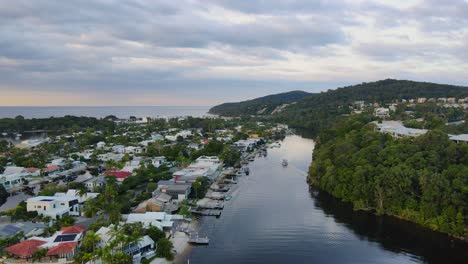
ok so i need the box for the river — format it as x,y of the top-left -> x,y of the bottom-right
186,135 -> 467,264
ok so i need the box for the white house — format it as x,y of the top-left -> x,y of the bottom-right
151,156 -> 167,167
96,225 -> 155,262
124,146 -> 143,154
54,189 -> 99,204
26,196 -> 80,219
125,212 -> 183,230
112,145 -> 126,154
84,176 -> 106,191
374,107 -> 390,118
96,141 -> 106,149
0,166 -> 31,190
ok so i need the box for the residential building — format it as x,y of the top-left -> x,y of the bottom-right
374,107 -> 390,118
375,121 -> 428,138
96,225 -> 155,262
26,196 -> 80,219
105,171 -> 132,182
125,212 -> 183,230
156,180 -> 191,201
84,175 -> 106,191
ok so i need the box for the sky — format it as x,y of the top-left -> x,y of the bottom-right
1,0 -> 468,106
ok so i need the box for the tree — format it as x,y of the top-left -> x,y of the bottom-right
156,238 -> 174,260
146,226 -> 165,243
81,231 -> 101,254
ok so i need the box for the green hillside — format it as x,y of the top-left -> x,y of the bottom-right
209,90 -> 311,116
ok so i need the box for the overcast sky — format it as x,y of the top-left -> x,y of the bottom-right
1,0 -> 467,106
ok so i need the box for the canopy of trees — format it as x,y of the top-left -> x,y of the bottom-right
309,115 -> 468,238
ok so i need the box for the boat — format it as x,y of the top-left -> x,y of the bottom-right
281,159 -> 288,167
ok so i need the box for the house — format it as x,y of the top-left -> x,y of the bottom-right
374,121 -> 428,138
449,134 -> 468,144
96,141 -> 106,149
124,146 -> 143,154
188,142 -> 202,151
417,97 -> 427,103
96,225 -> 155,261
133,193 -> 174,213
374,107 -> 390,118
447,97 -> 456,103
43,165 -> 61,175
151,133 -> 164,141
112,145 -> 125,154
5,226 -> 84,260
0,222 -> 46,239
84,175 -> 106,191
54,189 -> 99,204
26,196 -> 80,219
0,167 -> 28,190
151,156 -> 167,167
98,153 -> 124,162
125,212 -> 183,230
105,171 -> 132,182
25,167 -> 41,176
156,180 -> 191,201
4,239 -> 47,259
122,159 -> 142,173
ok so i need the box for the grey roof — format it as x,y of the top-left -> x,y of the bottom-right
449,134 -> 468,142
0,222 -> 46,238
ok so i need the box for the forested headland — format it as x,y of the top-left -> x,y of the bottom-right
309,115 -> 467,239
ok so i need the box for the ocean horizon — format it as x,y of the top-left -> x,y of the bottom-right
0,106 -> 212,119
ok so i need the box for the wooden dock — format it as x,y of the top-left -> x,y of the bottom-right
188,235 -> 210,245
190,209 -> 222,217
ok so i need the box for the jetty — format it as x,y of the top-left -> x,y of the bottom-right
188,234 -> 210,245
190,209 -> 222,217
197,198 -> 224,209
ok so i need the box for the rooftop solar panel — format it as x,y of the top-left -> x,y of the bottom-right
54,234 -> 77,242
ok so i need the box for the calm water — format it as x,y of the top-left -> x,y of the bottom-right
0,106 -> 211,119
188,135 -> 467,264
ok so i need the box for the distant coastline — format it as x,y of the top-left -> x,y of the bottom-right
0,106 -> 212,119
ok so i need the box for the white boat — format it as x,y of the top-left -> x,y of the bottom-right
281,159 -> 288,167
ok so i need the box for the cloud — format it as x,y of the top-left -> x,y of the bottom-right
0,0 -> 467,106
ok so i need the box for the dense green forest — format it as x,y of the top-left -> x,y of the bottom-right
0,115 -> 115,133
309,115 -> 468,238
210,79 -> 468,135
209,90 -> 311,116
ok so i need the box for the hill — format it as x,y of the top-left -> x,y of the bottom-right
211,79 -> 468,135
208,90 -> 311,116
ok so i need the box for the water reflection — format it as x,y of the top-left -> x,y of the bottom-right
310,187 -> 468,264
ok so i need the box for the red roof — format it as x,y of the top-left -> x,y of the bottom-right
60,225 -> 86,234
4,239 -> 46,258
25,167 -> 40,173
105,171 -> 131,178
46,242 -> 78,256
44,165 -> 60,172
